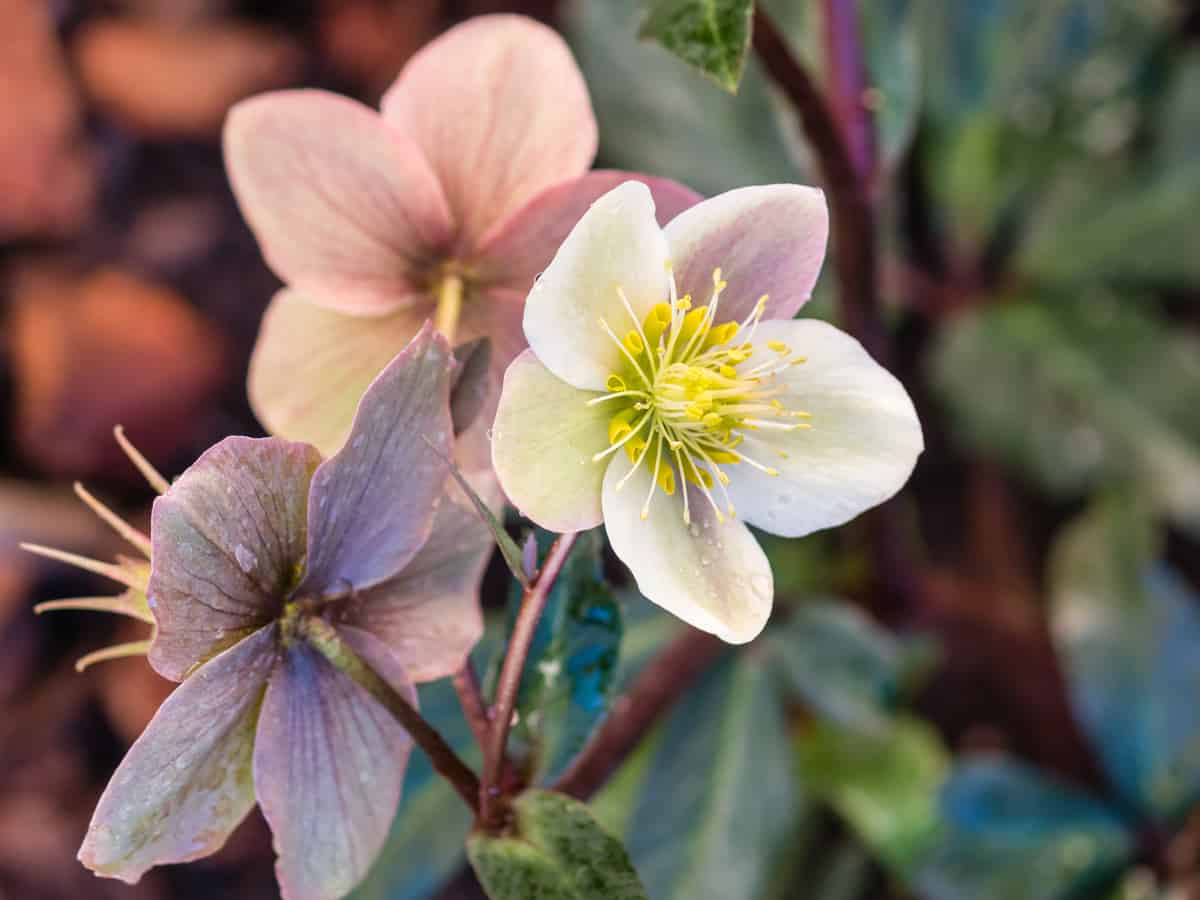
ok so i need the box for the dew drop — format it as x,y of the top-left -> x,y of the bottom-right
234,544 -> 257,573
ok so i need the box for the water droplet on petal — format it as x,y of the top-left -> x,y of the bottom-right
234,544 -> 257,574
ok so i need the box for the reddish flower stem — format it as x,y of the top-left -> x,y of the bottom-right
553,628 -> 725,800
452,658 -> 492,749
480,531 -> 578,828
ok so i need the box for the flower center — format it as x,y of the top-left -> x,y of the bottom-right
589,266 -> 811,525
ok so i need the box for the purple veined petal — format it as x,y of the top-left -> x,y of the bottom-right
148,437 -> 320,681
473,169 -> 703,295
297,322 -> 454,597
79,624 -> 279,883
343,489 -> 489,683
381,14 -> 596,248
664,184 -> 829,323
224,89 -> 453,315
254,633 -> 415,900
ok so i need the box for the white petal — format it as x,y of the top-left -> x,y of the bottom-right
726,319 -> 923,537
602,455 -> 773,644
664,184 -> 828,323
522,181 -> 670,391
491,350 -> 610,532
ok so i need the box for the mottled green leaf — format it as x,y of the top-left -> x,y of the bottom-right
769,600 -> 937,734
639,0 -> 754,92
468,790 -> 647,900
797,715 -> 948,876
930,296 -> 1200,535
1050,497 -> 1200,821
914,757 -> 1132,900
565,0 -> 800,196
592,654 -> 805,900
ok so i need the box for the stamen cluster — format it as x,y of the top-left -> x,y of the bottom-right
591,266 -> 811,524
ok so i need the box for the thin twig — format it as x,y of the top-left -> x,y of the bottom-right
820,0 -> 875,181
751,6 -> 885,363
453,659 -> 492,749
553,628 -> 725,801
480,531 -> 578,827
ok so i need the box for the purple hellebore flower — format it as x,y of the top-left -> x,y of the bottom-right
78,325 -> 491,900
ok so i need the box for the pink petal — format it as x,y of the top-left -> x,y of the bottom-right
474,170 -> 703,295
79,625 -> 278,883
148,438 -> 320,681
254,633 -> 415,900
224,89 -> 452,315
343,490 -> 489,683
664,184 -> 829,323
452,288 -> 528,478
298,323 -> 454,595
381,15 -> 596,247
248,289 -> 431,458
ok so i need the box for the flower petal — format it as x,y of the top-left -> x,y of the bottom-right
452,288 -> 529,479
522,181 -> 670,391
665,184 -> 828,323
224,90 -> 452,314
344,490 -> 489,683
492,350 -> 611,531
602,455 -> 773,644
254,635 -> 414,900
248,290 -> 430,458
298,323 -> 453,595
79,625 -> 278,882
475,170 -> 702,294
381,14 -> 596,246
726,319 -> 923,537
148,438 -> 320,681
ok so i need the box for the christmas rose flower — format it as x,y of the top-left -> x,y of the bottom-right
491,182 -> 923,643
76,325 -> 491,900
224,13 -> 699,477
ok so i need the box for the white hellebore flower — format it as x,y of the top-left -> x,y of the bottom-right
492,182 -> 923,643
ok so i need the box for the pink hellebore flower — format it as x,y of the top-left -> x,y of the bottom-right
78,326 -> 491,900
492,183 -> 924,644
224,13 -> 699,476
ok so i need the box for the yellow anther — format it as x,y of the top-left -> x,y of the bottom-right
790,356 -> 808,366
768,340 -> 789,354
624,330 -> 645,354
705,322 -> 739,348
657,466 -> 676,495
709,450 -> 740,464
606,374 -> 627,392
608,408 -> 638,445
701,412 -> 723,429
719,364 -> 737,379
625,434 -> 648,463
770,399 -> 783,410
712,267 -> 723,285
644,303 -> 672,345
676,295 -> 692,312
679,307 -> 708,345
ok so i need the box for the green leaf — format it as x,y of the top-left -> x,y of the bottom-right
499,530 -> 623,783
467,790 -> 648,900
565,0 -> 801,195
913,757 -> 1132,900
592,654 -> 808,900
1050,496 -> 1200,821
639,0 -> 754,93
797,715 -> 948,877
769,600 -> 938,735
930,296 -> 1200,535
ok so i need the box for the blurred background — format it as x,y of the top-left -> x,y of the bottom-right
2,0 -> 1200,898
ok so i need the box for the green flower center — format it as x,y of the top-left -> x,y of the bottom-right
590,267 -> 811,525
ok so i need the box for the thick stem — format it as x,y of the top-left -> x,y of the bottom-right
453,659 -> 492,749
553,628 -> 725,800
303,616 -> 481,813
434,274 -> 463,344
480,531 -> 578,827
